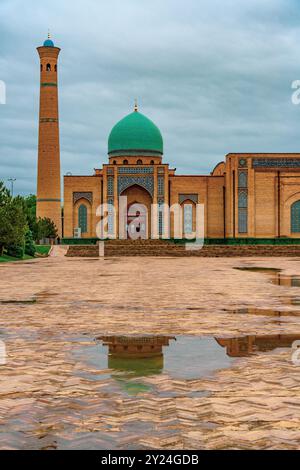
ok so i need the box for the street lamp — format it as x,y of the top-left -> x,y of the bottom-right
7,178 -> 16,197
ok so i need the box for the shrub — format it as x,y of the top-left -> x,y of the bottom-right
6,244 -> 24,259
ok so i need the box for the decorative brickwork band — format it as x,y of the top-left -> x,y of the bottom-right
118,167 -> 154,174
41,82 -> 58,87
252,158 -> 300,168
37,198 -> 61,202
73,192 -> 93,205
40,118 -> 58,123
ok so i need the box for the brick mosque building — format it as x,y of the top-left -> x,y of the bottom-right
37,36 -> 300,241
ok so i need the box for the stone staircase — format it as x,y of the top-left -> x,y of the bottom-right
66,240 -> 300,257
66,245 -> 99,258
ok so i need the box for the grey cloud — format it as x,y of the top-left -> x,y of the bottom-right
1,0 -> 300,194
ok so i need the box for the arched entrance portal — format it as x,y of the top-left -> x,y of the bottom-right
120,184 -> 152,239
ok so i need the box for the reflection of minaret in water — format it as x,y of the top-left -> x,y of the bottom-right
98,335 -> 175,376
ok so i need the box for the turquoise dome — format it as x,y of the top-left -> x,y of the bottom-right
108,110 -> 163,156
43,39 -> 54,47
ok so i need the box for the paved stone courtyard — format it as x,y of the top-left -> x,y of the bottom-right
1,249 -> 300,449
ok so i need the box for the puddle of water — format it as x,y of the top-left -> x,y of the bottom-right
0,299 -> 37,305
73,334 -> 300,396
234,267 -> 281,273
73,333 -> 300,397
74,335 -> 234,396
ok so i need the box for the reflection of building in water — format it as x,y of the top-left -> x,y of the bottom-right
100,335 -> 174,357
216,334 -> 300,357
235,268 -> 300,288
98,335 -> 175,377
231,308 -> 293,317
271,273 -> 300,287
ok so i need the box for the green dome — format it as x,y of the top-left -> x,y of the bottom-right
108,110 -> 163,156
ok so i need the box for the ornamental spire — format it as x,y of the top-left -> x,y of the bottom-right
134,98 -> 138,112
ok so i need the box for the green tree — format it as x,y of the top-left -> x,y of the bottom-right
14,194 -> 38,239
37,217 -> 58,241
23,195 -> 38,240
0,197 -> 27,257
24,228 -> 36,257
0,181 -> 11,207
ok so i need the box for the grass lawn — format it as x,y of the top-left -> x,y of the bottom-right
0,245 -> 51,263
0,254 -> 22,263
35,245 -> 51,256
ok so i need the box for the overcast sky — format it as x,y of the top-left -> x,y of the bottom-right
1,0 -> 300,195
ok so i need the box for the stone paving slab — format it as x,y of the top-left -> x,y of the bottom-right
0,256 -> 300,449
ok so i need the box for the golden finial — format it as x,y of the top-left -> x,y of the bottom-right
48,29 -> 51,39
134,99 -> 138,112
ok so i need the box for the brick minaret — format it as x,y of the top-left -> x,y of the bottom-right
36,34 -> 62,236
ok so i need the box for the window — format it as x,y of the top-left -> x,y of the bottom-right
238,210 -> 247,234
78,204 -> 88,233
113,160 -> 117,165
238,171 -> 247,188
238,191 -> 247,208
158,176 -> 164,196
54,65 -> 57,72
184,204 -> 193,235
291,200 -> 300,233
150,160 -> 155,165
158,201 -> 164,237
137,159 -> 142,165
123,159 -> 128,165
40,64 -> 43,72
107,176 -> 114,196
46,63 -> 51,72
238,191 -> 248,233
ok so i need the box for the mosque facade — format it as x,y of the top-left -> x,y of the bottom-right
36,37 -> 300,240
